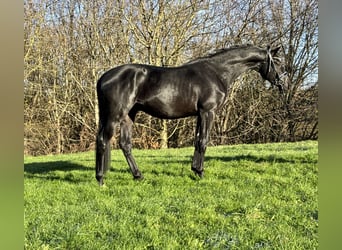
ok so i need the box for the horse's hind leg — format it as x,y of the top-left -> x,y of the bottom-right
119,115 -> 143,180
96,121 -> 115,185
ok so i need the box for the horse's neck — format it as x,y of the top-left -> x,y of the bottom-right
211,54 -> 263,89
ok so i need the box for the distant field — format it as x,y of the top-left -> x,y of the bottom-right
24,141 -> 318,249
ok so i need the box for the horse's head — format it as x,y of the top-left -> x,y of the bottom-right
259,45 -> 286,93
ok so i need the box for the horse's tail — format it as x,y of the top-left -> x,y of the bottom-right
95,124 -> 111,185
95,76 -> 114,184
96,77 -> 107,126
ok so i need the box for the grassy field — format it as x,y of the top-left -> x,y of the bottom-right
24,141 -> 318,249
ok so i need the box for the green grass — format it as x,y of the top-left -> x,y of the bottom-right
24,141 -> 318,249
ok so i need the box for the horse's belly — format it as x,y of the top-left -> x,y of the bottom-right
139,97 -> 198,119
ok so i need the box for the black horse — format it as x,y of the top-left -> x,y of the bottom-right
95,44 -> 284,185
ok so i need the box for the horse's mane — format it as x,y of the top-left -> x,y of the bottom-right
206,44 -> 255,57
186,44 -> 256,64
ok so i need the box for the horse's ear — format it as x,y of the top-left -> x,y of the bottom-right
271,46 -> 281,56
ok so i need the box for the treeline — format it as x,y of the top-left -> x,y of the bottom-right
24,0 -> 318,155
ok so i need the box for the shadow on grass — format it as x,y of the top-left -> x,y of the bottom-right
133,152 -> 316,180
24,161 -> 89,174
24,161 -> 92,183
135,150 -> 316,166
24,152 -> 316,182
135,154 -> 191,164
206,154 -> 316,164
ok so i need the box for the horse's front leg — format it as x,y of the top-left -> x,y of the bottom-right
119,115 -> 144,180
192,110 -> 215,178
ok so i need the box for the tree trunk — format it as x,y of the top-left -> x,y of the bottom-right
160,120 -> 168,149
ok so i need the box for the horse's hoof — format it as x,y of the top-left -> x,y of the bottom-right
134,174 -> 144,181
191,168 -> 204,178
96,175 -> 104,186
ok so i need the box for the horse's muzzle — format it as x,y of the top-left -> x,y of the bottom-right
276,82 -> 284,94
275,72 -> 288,94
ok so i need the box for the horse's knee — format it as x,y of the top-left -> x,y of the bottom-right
195,138 -> 207,153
